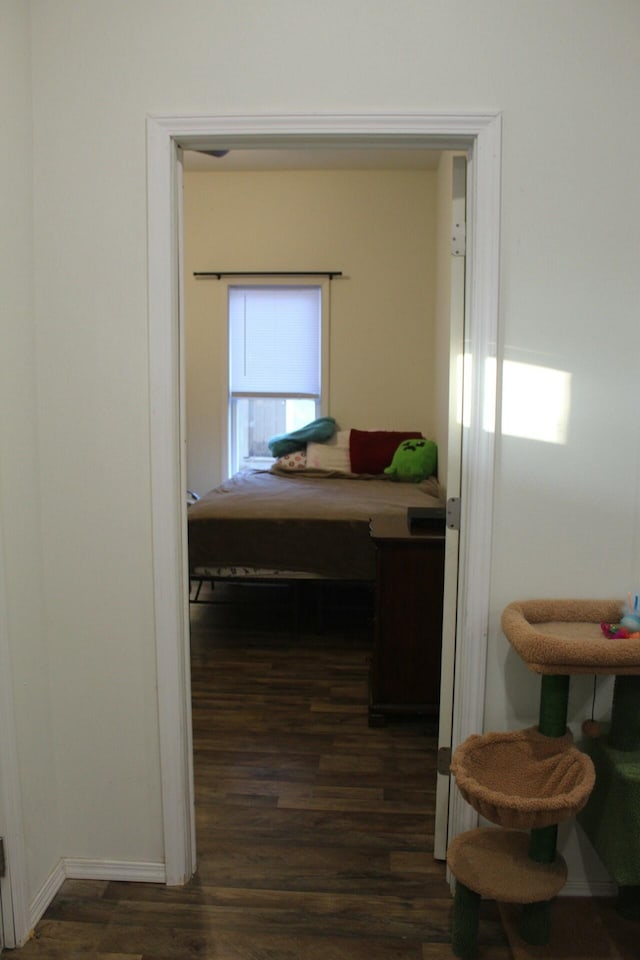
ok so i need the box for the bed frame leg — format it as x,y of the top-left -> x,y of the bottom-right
368,711 -> 387,728
316,582 -> 325,632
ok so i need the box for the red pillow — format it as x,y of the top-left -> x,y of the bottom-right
349,429 -> 423,475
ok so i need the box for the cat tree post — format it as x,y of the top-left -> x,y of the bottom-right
519,674 -> 571,946
451,880 -> 482,959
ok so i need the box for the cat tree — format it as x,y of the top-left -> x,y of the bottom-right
447,599 -> 640,958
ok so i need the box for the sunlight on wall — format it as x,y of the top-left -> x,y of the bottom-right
457,355 -> 571,445
501,359 -> 571,444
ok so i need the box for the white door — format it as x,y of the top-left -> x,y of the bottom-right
0,866 -> 4,952
0,522 -> 17,948
433,154 -> 467,860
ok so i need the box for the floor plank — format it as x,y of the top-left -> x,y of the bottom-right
12,583 -> 507,958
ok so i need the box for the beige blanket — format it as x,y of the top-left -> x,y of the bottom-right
188,469 -> 443,580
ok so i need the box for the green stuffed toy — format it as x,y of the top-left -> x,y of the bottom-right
384,438 -> 437,482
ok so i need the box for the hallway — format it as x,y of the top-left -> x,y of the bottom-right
14,583 -> 510,958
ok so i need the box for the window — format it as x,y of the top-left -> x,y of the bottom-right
228,284 -> 327,474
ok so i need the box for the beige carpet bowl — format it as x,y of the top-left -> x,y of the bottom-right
450,727 -> 596,830
447,828 -> 568,904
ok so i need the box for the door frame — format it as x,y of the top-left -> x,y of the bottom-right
0,517 -> 29,946
433,153 -> 468,861
146,111 -> 502,884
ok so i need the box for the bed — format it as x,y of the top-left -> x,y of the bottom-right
188,436 -> 446,717
187,468 -> 444,584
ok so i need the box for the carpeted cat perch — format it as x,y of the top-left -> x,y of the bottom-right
447,599 -> 640,959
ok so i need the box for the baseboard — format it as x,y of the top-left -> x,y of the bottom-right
64,858 -> 166,883
28,860 -> 66,933
446,870 -> 616,902
561,878 -> 617,897
29,858 -> 166,931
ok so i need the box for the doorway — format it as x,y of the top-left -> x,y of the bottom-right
146,112 -> 501,885
183,145 -> 462,853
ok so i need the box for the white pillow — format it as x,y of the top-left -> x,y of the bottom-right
275,451 -> 307,471
306,430 -> 351,473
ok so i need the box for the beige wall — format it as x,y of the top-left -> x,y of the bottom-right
1,0 -> 638,904
184,168 -> 437,493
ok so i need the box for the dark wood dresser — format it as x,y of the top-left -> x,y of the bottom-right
368,512 -> 446,725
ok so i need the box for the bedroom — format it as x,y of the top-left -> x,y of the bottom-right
181,147 -> 461,848
182,153 -> 459,626
183,149 -> 454,497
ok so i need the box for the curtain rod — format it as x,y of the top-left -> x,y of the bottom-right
193,270 -> 342,279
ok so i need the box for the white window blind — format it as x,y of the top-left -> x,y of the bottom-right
229,286 -> 321,397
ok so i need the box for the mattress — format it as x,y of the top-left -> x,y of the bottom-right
187,468 -> 444,581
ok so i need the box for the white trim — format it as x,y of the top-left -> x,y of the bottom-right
147,112 -> 502,883
434,154 -> 468,861
0,518 -> 30,947
151,110 -> 499,146
28,860 -> 65,934
29,859 -> 166,934
64,858 -> 166,884
147,121 -> 195,886
560,880 -> 617,898
449,115 -> 502,840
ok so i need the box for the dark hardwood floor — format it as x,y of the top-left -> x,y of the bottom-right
12,581 -> 511,959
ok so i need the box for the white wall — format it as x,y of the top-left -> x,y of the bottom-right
0,0 -> 61,907
3,0 -> 637,898
184,168 -> 437,493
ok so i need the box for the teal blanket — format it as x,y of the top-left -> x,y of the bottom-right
268,417 -> 337,457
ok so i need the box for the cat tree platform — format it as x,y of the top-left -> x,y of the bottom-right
450,727 -> 595,830
502,598 -> 640,675
500,598 -> 640,933
446,597 -> 640,958
447,828 -> 568,904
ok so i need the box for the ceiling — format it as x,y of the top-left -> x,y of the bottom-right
183,147 -> 442,172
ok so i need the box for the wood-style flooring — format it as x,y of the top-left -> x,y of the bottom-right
13,581 -> 512,959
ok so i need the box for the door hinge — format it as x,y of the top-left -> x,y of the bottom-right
446,497 -> 461,531
437,746 -> 452,776
0,836 -> 6,877
451,221 -> 466,256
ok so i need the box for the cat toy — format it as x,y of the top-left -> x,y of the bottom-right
600,593 -> 640,640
